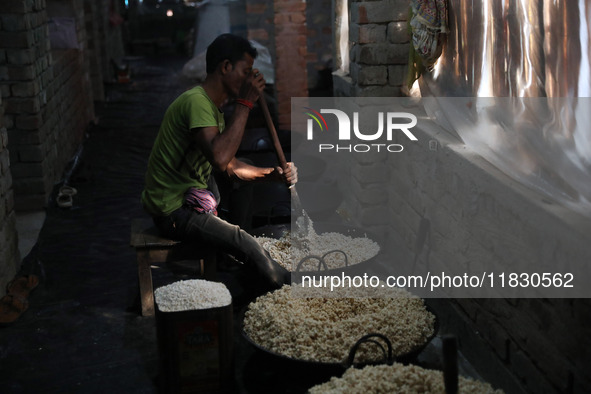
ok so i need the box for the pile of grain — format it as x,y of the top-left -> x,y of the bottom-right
155,279 -> 231,312
309,363 -> 504,393
255,225 -> 379,272
243,284 -> 435,363
309,363 -> 503,394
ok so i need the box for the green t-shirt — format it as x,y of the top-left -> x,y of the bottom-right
141,86 -> 225,216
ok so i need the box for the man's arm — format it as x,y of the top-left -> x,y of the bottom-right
193,70 -> 265,172
227,158 -> 298,184
192,105 -> 251,172
226,157 -> 274,181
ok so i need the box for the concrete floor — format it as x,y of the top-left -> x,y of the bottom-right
16,211 -> 46,261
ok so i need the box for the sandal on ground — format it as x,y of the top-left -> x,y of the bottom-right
57,193 -> 73,208
0,294 -> 29,326
7,274 -> 39,299
59,185 -> 77,196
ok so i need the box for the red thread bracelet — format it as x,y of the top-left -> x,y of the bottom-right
236,98 -> 254,110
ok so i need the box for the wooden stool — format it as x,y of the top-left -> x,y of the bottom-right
130,218 -> 217,316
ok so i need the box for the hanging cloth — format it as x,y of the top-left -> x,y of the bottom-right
406,0 -> 448,91
184,187 -> 219,216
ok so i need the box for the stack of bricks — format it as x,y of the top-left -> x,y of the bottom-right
346,0 -> 409,97
0,78 -> 20,295
273,0 -> 308,130
0,0 -> 94,211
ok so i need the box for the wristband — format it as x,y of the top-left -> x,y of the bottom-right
236,98 -> 254,110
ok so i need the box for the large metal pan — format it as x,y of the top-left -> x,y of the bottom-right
250,222 -> 383,276
240,304 -> 439,372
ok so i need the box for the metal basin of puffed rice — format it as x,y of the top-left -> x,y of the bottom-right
240,285 -> 439,373
308,363 -> 504,394
252,223 -> 382,274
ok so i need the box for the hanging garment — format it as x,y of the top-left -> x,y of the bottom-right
410,0 -> 448,65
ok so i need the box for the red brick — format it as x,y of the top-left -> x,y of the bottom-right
290,13 -> 306,24
278,101 -> 291,113
358,5 -> 369,23
278,113 -> 291,129
277,61 -> 305,72
274,1 -> 305,13
283,35 -> 306,46
246,3 -> 266,14
248,28 -> 269,41
276,24 -> 307,35
274,14 -> 289,24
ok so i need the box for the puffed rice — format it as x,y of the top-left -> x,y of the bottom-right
309,363 -> 504,393
243,284 -> 435,364
255,222 -> 379,271
155,279 -> 231,312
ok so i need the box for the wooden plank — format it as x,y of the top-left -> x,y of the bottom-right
131,218 -> 219,317
137,250 -> 155,316
130,218 -> 178,248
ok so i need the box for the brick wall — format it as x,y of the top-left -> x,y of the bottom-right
246,0 -> 274,57
1,0 -> 94,211
2,0 -> 54,210
245,0 -> 311,129
0,77 -> 20,296
335,0 -> 409,97
273,0 -> 308,130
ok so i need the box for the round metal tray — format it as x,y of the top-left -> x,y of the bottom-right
240,302 -> 439,371
251,222 -> 383,275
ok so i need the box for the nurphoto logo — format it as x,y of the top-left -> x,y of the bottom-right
304,108 -> 419,153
